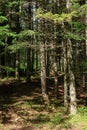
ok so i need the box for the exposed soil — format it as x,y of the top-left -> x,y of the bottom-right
0,79 -> 86,130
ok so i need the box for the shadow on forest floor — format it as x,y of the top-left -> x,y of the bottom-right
0,78 -> 87,130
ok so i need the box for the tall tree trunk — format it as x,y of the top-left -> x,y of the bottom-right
46,50 -> 50,77
39,0 -> 50,103
63,39 -> 68,109
15,51 -> 20,80
15,0 -> 21,80
85,0 -> 87,57
31,49 -> 35,72
35,50 -> 39,71
66,0 -> 77,114
27,48 -> 31,82
40,43 -> 49,105
61,21 -> 69,110
54,24 -> 58,98
67,39 -> 77,114
85,0 -> 87,90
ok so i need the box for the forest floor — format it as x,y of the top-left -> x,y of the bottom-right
0,78 -> 87,130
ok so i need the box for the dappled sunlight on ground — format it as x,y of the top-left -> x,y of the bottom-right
0,79 -> 87,130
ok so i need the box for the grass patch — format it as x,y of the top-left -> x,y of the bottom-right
22,101 -> 31,109
47,106 -> 87,129
68,106 -> 87,129
50,112 -> 63,124
0,77 -> 15,81
83,127 -> 87,130
78,106 -> 87,116
0,123 -> 3,129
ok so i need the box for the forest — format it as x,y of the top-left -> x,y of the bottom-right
0,0 -> 87,130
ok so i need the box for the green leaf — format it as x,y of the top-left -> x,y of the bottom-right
0,65 -> 15,72
65,32 -> 85,41
8,42 -> 28,53
0,41 -> 5,46
18,30 -> 35,39
7,1 -> 19,8
36,8 -> 77,23
0,16 -> 8,23
79,4 -> 87,15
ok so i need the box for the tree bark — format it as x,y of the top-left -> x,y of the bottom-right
67,39 -> 77,115
40,43 -> 49,105
66,0 -> 77,115
26,48 -> 31,82
63,40 -> 69,109
85,0 -> 87,57
15,51 -> 20,80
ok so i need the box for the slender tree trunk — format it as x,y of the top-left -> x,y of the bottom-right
66,0 -> 77,114
82,68 -> 86,88
35,50 -> 39,71
49,20 -> 58,98
75,42 -> 79,76
69,71 -> 77,114
61,21 -> 69,109
85,0 -> 87,57
67,39 -> 77,114
49,43 -> 58,98
54,24 -> 58,98
31,49 -> 35,72
27,48 -> 31,82
0,54 -> 1,78
46,50 -> 50,77
15,0 -> 21,80
84,0 -> 87,88
63,40 -> 68,109
40,43 -> 49,105
15,51 -> 20,80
